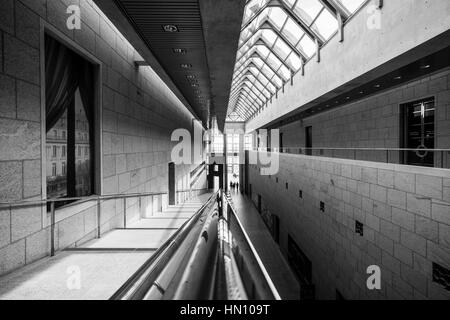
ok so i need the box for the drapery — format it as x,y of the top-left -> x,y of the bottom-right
45,35 -> 95,132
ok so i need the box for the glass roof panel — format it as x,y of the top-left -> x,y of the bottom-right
228,0 -> 369,120
285,53 -> 302,71
283,0 -> 296,8
282,18 -> 305,45
268,7 -> 287,30
292,0 -> 324,26
336,0 -> 367,13
261,29 -> 277,47
297,35 -> 316,57
272,38 -> 291,60
242,0 -> 270,26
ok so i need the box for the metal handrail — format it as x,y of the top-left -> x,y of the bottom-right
253,147 -> 450,152
0,188 -> 209,207
0,187 -> 210,258
110,190 -> 219,300
222,192 -> 282,300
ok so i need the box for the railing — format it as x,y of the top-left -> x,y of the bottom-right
221,192 -> 282,300
109,189 -> 282,300
111,190 -> 219,300
252,147 -> 450,169
176,188 -> 208,205
0,188 -> 209,257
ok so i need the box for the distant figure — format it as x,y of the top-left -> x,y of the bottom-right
230,181 -> 233,191
236,182 -> 239,192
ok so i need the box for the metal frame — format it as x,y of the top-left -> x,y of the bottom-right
228,0 -> 371,121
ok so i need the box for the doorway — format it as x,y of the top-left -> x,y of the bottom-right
305,126 -> 312,156
168,162 -> 175,205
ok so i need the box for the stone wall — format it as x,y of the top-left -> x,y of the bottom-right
278,69 -> 450,165
0,0 -> 207,276
247,151 -> 450,299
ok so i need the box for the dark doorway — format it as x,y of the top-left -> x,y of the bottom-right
280,132 -> 283,152
168,162 -> 175,205
207,163 -> 224,191
272,215 -> 280,244
288,235 -> 315,300
257,195 -> 262,214
401,97 -> 435,167
305,126 -> 312,156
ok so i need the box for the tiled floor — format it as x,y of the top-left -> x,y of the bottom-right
0,194 -> 211,300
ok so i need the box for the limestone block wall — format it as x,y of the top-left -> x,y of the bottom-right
0,0 -> 207,276
278,69 -> 450,165
247,151 -> 450,300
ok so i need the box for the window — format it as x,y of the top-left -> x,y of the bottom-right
45,35 -> 95,201
211,122 -> 224,154
401,98 -> 435,167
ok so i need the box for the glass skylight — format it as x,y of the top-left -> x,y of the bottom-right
227,0 -> 369,121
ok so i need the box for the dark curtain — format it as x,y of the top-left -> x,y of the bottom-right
45,36 -> 81,131
45,35 -> 95,132
45,35 -> 96,198
78,60 -> 95,130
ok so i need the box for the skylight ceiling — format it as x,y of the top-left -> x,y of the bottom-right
226,0 -> 368,122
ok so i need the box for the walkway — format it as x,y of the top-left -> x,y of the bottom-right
229,191 -> 301,300
0,194 -> 211,300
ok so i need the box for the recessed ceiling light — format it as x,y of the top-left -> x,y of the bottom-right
173,48 -> 187,54
359,91 -> 364,94
346,96 -> 350,100
181,63 -> 192,69
421,64 -> 431,69
163,25 -> 178,32
394,76 -> 402,80
374,84 -> 381,88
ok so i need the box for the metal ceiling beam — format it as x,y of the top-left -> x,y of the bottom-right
231,83 -> 266,106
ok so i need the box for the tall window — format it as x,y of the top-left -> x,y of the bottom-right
244,135 -> 252,150
226,133 -> 241,153
45,35 -> 95,200
401,98 -> 435,167
211,129 -> 224,154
